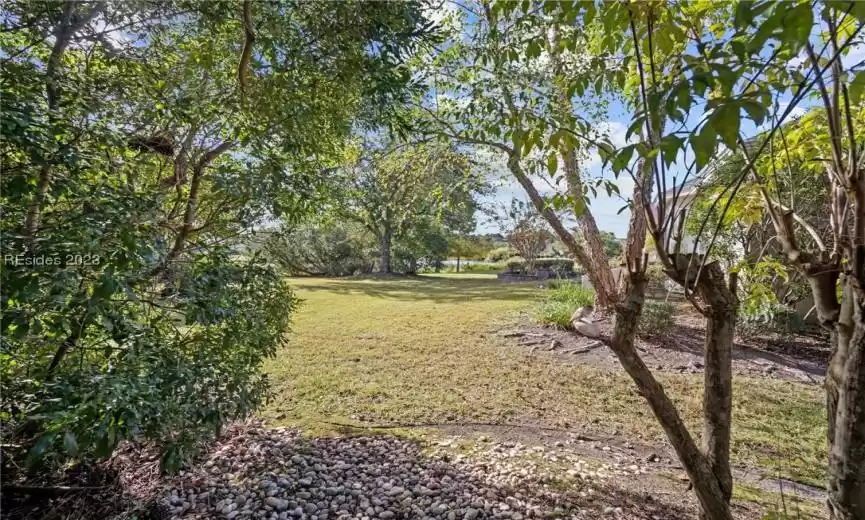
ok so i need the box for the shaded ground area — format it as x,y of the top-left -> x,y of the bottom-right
260,275 -> 828,518
293,273 -> 541,304
1,466 -> 128,520
162,422 -> 698,519
504,312 -> 829,384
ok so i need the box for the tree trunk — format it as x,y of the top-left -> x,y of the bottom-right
694,265 -> 738,512
456,256 -> 460,273
23,2 -> 102,242
379,229 -> 392,274
604,269 -> 733,520
546,25 -> 619,308
562,151 -> 620,308
826,274 -> 865,520
167,165 -> 205,263
658,254 -> 736,517
621,158 -> 653,292
800,260 -> 865,520
23,164 -> 52,242
506,155 -> 618,309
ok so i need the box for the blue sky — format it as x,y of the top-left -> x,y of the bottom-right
449,0 -> 865,238
475,42 -> 865,238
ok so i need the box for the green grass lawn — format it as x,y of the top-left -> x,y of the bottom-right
263,274 -> 827,488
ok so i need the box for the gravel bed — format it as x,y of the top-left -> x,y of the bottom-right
161,425 -> 658,520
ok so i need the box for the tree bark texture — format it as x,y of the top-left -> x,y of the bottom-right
506,155 -> 619,309
603,269 -> 733,520
696,266 -> 737,510
379,228 -> 392,274
621,158 -> 653,293
826,273 -> 865,520
660,255 -> 737,516
562,151 -> 620,308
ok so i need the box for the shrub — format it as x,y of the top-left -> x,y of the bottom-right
738,301 -> 804,336
546,278 -> 570,290
463,262 -> 501,272
1,247 -> 296,473
534,257 -> 575,273
486,246 -> 515,262
265,222 -> 374,276
443,262 -> 501,273
505,257 -> 575,275
505,257 -> 526,273
638,301 -> 676,337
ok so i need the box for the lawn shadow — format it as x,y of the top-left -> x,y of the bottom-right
292,275 -> 542,304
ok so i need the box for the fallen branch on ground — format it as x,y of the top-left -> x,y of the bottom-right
2,485 -> 108,495
563,340 -> 604,354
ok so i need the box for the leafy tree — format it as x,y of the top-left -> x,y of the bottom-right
0,0 -> 433,472
393,219 -> 450,274
336,140 -> 485,273
564,1 -> 865,518
462,3 -> 741,518
415,0 -> 631,308
264,222 -> 375,276
447,234 -> 490,272
491,200 -> 550,274
726,22 -> 865,518
485,245 -> 515,262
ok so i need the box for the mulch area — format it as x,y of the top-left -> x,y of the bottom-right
502,311 -> 829,384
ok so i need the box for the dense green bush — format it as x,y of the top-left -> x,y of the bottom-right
738,301 -> 805,336
0,0 -> 426,475
485,246 -> 515,262
637,301 -> 676,337
534,257 -> 575,272
506,257 -> 575,275
393,222 -> 450,274
506,257 -> 527,273
2,240 -> 297,472
265,222 -> 375,276
534,282 -> 595,328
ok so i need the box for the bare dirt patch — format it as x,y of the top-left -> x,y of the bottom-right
498,311 -> 828,384
434,421 -> 826,506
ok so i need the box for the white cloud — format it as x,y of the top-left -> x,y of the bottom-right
843,40 -> 865,70
778,102 -> 806,119
600,121 -> 631,148
788,50 -> 807,70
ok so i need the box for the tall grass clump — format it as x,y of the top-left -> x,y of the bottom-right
534,281 -> 594,329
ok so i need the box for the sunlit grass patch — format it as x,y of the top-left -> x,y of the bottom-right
264,275 -> 826,487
